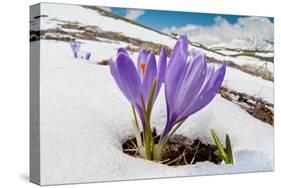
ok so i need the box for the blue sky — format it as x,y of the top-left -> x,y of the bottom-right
110,7 -> 273,31
99,6 -> 274,45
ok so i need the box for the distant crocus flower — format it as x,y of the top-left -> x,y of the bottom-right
110,48 -> 167,125
85,52 -> 91,60
70,41 -> 81,58
160,35 -> 226,143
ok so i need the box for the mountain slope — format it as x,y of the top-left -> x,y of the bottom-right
37,3 -> 176,47
210,37 -> 274,52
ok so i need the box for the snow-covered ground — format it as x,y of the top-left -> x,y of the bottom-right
193,46 -> 274,73
34,3 -> 274,185
76,39 -> 132,63
32,3 -> 274,74
209,37 -> 274,52
37,3 -> 175,47
38,40 -> 273,185
224,67 -> 273,103
215,49 -> 243,56
84,39 -> 274,103
66,38 -> 275,103
256,52 -> 274,57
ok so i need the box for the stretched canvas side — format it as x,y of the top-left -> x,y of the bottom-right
30,3 -> 41,185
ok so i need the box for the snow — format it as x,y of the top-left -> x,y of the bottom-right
215,49 -> 242,56
39,3 -> 176,47
35,2 -> 274,77
187,47 -> 274,103
60,28 -> 85,33
46,39 -> 275,105
33,2 -> 275,78
76,39 -> 132,63
224,67 -> 273,103
38,40 -> 273,185
256,52 -> 274,57
56,37 -> 275,103
209,37 -> 274,52
193,46 -> 274,73
234,55 -> 258,61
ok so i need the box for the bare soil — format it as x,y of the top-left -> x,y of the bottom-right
122,128 -> 222,166
220,86 -> 274,125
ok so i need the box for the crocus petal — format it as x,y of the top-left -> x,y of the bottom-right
70,42 -> 81,59
142,52 -> 157,104
137,48 -> 148,77
169,35 -> 188,65
110,52 -> 142,105
118,48 -> 128,55
77,43 -> 81,50
174,52 -> 207,121
70,42 -> 76,51
165,36 -> 189,117
161,121 -> 174,139
154,47 -> 167,100
85,52 -> 91,60
110,58 -> 127,99
193,63 -> 226,113
74,52 -> 78,59
189,48 -> 199,57
178,63 -> 215,121
183,63 -> 226,119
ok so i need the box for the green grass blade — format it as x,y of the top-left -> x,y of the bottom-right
225,134 -> 234,164
211,129 -> 228,162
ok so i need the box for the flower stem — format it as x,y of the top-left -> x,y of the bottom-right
139,80 -> 158,161
131,105 -> 140,132
140,97 -> 153,160
131,105 -> 143,149
157,120 -> 185,161
165,120 -> 185,144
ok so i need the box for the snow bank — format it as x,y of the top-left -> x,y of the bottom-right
38,40 -> 273,185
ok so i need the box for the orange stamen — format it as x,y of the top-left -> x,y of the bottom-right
141,63 -> 146,75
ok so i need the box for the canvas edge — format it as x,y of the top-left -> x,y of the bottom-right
30,3 -> 41,185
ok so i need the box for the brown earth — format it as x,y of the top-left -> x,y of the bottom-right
122,128 -> 222,166
219,86 -> 274,125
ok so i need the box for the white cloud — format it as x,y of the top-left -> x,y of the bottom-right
99,6 -> 112,12
162,16 -> 273,46
125,9 -> 145,21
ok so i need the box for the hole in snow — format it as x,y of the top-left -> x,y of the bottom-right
122,128 -> 222,166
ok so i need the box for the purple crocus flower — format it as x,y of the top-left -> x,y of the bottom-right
85,52 -> 91,60
70,42 -> 81,58
110,47 -> 167,125
161,35 -> 226,139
